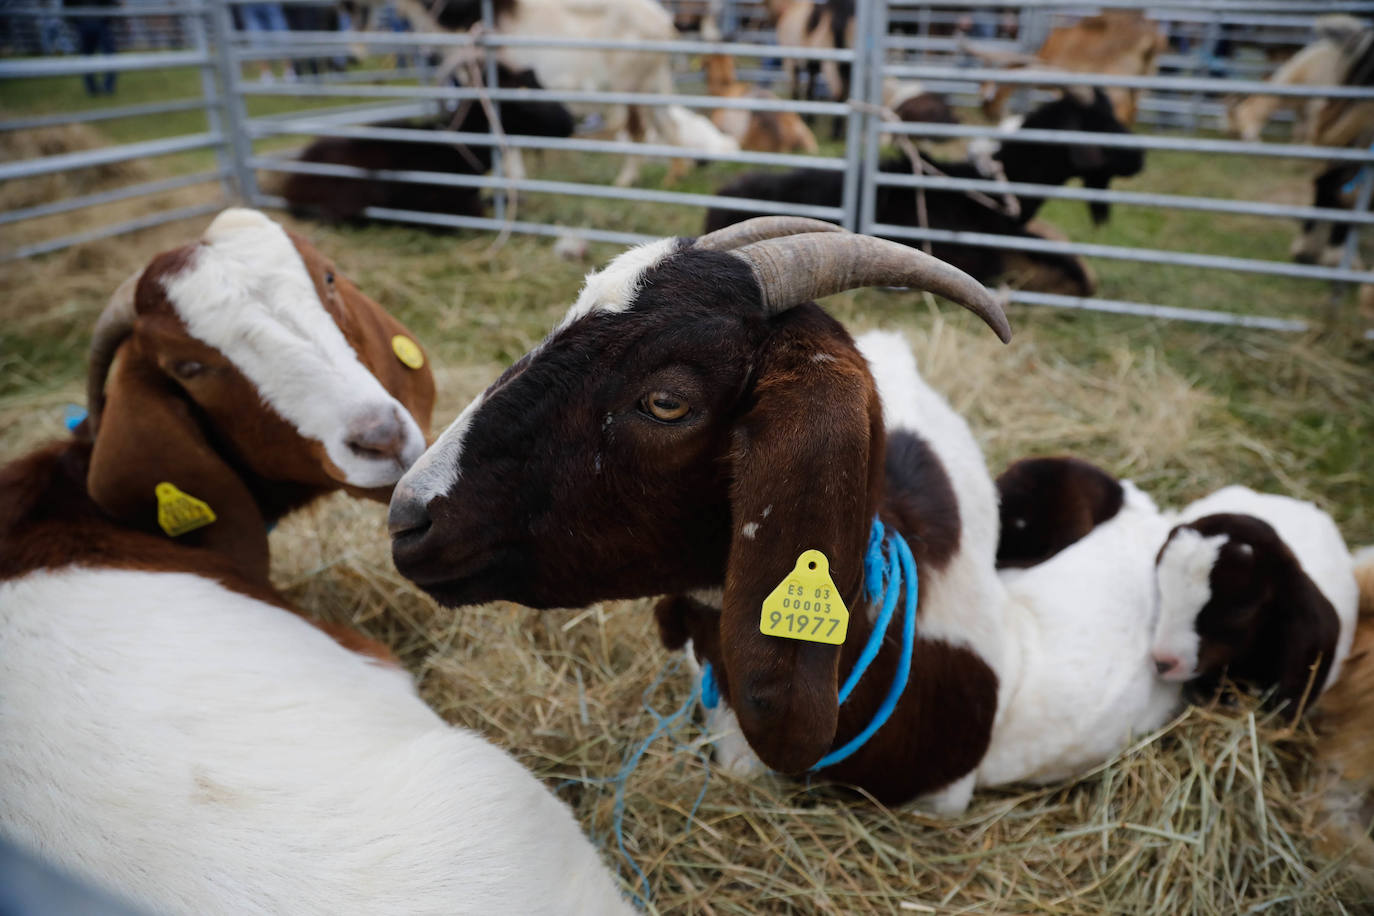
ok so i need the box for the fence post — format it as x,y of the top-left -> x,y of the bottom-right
481,0 -> 506,224
208,0 -> 257,203
186,0 -> 231,204
839,0 -> 874,231
859,0 -> 887,237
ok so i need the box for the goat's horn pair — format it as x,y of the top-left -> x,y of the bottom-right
86,269 -> 142,435
695,216 -> 1011,343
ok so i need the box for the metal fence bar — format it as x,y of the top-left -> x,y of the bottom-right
247,120 -> 846,170
0,50 -> 210,77
254,195 -> 657,245
239,82 -> 852,116
874,173 -> 1374,227
840,0 -> 875,230
870,222 -> 1374,285
0,169 -> 229,227
1004,289 -> 1314,332
0,132 -> 223,182
251,157 -> 847,220
883,63 -> 1374,101
887,0 -> 1374,11
885,122 -> 1374,165
209,0 -> 257,200
3,4 -> 209,15
3,202 -> 225,262
0,98 -> 213,133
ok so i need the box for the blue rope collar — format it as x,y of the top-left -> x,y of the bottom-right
700,516 -> 918,771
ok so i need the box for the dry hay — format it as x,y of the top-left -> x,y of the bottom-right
0,124 -> 152,213
2,214 -> 1369,912
251,322 -> 1373,915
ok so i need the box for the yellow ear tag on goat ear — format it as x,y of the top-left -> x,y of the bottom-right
155,482 -> 217,537
391,335 -> 425,370
760,549 -> 849,645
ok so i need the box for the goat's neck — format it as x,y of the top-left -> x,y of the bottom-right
0,440 -> 279,593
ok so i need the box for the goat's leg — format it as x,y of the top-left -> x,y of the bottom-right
613,105 -> 646,188
916,771 -> 976,816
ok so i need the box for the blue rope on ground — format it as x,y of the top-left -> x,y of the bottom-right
611,658 -> 712,909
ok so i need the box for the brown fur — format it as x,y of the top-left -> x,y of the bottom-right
1,220 -> 434,664
980,12 -> 1166,125
703,54 -> 819,155
1313,552 -> 1374,886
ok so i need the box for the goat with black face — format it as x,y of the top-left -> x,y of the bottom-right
390,217 -> 1013,804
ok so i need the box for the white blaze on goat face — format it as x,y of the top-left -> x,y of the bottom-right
161,209 -> 425,489
400,236 -> 681,503
1152,527 -> 1228,681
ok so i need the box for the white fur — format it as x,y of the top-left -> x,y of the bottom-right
0,567 -> 634,916
162,209 -> 426,489
856,331 -> 1006,696
1151,527 -> 1222,680
1162,485 -> 1360,692
395,389 -> 486,506
561,237 -> 680,328
978,491 -> 1183,786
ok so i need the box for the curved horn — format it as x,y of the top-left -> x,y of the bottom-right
694,216 -> 847,252
731,232 -> 1012,343
86,269 -> 143,435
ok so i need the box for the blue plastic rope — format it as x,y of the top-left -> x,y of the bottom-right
63,404 -> 87,431
611,658 -> 711,909
699,661 -> 720,710
837,518 -> 900,704
812,524 -> 918,771
1343,144 -> 1374,195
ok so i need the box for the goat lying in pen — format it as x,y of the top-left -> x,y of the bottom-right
704,90 -> 1143,295
0,209 -> 634,916
282,61 -> 574,224
389,215 -> 1018,811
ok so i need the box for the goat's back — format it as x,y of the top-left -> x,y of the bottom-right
0,566 -> 632,916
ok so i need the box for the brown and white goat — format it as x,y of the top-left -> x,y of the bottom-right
1227,15 -> 1373,145
702,51 -> 819,155
389,217 -> 1014,810
968,10 -> 1167,126
0,209 -> 634,915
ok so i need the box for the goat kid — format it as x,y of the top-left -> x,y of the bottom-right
702,49 -> 819,155
0,209 -> 632,916
1153,485 -> 1359,711
389,217 -> 1013,811
283,61 -> 574,224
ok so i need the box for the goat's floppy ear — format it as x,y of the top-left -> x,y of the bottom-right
1271,568 -> 1341,712
718,307 -> 883,773
87,336 -> 269,581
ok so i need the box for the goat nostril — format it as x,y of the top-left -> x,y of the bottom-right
347,407 -> 407,463
1155,660 -> 1171,675
1154,656 -> 1180,676
388,493 -> 432,540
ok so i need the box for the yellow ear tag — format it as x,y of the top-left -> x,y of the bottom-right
155,482 -> 217,537
391,334 -> 425,370
760,549 -> 849,645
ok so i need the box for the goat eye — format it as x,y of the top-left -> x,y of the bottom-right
643,391 -> 689,422
324,270 -> 335,285
172,360 -> 204,379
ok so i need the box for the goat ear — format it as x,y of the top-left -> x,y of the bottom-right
87,338 -> 269,580
718,308 -> 882,773
1271,570 -> 1341,713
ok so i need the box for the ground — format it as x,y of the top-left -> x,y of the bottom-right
3,59 -> 1374,915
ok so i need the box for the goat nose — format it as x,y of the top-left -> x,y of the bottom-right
388,486 -> 431,540
1154,655 -> 1179,676
346,405 -> 407,463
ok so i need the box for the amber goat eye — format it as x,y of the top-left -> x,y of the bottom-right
172,360 -> 205,379
643,391 -> 689,422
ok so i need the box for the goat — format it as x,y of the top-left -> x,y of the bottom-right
994,455 -> 1129,569
976,470 -> 1181,787
1227,15 -> 1373,144
773,0 -> 854,139
282,62 -> 574,224
703,90 -> 1142,294
380,0 -> 738,187
883,78 -> 958,127
0,209 -> 633,915
1291,161 -> 1366,267
388,216 -> 1014,812
967,10 -> 1166,126
1152,485 -> 1360,711
701,49 -> 819,155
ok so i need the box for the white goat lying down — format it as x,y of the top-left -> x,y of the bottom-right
0,209 -> 632,916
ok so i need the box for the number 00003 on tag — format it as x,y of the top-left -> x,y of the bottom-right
760,549 -> 849,645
